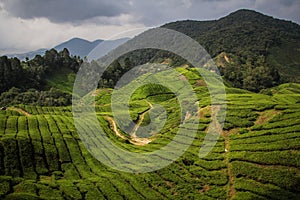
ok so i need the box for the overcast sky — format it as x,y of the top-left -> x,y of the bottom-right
0,0 -> 299,54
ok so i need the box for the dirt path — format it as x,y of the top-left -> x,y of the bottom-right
130,136 -> 153,146
7,107 -> 31,117
255,110 -> 280,125
224,54 -> 230,63
145,100 -> 153,109
105,100 -> 155,146
199,106 -> 211,118
106,116 -> 153,146
105,116 -> 128,140
201,105 -> 235,198
131,100 -> 153,137
130,113 -> 153,146
224,133 -> 236,199
130,100 -> 155,145
221,127 -> 236,199
130,112 -> 145,138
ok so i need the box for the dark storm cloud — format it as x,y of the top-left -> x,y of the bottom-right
253,0 -> 300,24
1,0 -> 130,23
129,0 -> 300,26
1,0 -> 300,25
277,0 -> 296,6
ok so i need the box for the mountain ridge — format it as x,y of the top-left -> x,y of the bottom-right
162,9 -> 300,83
2,9 -> 300,93
6,37 -> 110,60
54,37 -> 103,58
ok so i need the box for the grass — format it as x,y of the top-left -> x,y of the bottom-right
45,68 -> 76,94
0,67 -> 299,199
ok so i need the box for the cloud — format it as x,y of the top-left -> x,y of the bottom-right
0,6 -> 144,54
128,0 -> 300,26
1,0 -> 130,23
254,0 -> 300,23
0,0 -> 299,54
1,0 -> 299,26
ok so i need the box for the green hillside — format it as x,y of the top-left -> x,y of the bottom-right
0,48 -> 81,106
89,10 -> 300,93
0,66 -> 299,199
163,9 -> 300,84
44,68 -> 76,94
0,9 -> 299,200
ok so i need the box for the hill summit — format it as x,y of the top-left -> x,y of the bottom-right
54,38 -> 102,58
163,9 -> 300,84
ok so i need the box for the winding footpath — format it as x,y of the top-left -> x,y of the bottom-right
106,100 -> 155,146
7,107 -> 31,117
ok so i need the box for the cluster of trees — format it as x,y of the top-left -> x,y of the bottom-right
221,54 -> 281,92
0,48 -> 81,92
2,9 -> 299,107
99,58 -> 133,88
0,87 -> 71,106
0,56 -> 23,93
163,9 -> 300,87
95,48 -> 281,92
98,49 -> 187,88
0,48 -> 81,106
163,9 -> 300,58
97,9 -> 294,92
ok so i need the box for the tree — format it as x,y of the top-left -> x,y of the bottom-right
44,49 -> 60,71
0,56 -> 23,92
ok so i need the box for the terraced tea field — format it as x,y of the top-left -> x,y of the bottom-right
0,67 -> 299,199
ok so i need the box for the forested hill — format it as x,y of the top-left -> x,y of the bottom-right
94,9 -> 300,92
163,9 -> 300,85
1,9 -> 300,104
163,9 -> 300,57
0,48 -> 82,106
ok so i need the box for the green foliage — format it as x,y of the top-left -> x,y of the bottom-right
234,178 -> 298,200
224,116 -> 254,130
59,181 -> 82,199
0,48 -> 81,106
232,191 -> 265,200
0,65 -> 299,199
222,55 -> 281,92
0,178 -> 10,196
37,183 -> 63,199
0,87 -> 71,106
163,9 -> 300,88
0,57 -> 23,93
4,193 -> 42,200
231,161 -> 299,192
45,68 -> 76,93
230,150 -> 300,167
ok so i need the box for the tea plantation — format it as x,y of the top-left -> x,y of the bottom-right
0,67 -> 299,199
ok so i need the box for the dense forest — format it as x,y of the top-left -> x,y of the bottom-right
0,49 -> 81,106
90,9 -> 300,92
163,9 -> 300,87
1,9 -> 300,105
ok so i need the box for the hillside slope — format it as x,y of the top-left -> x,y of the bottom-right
0,67 -> 299,199
163,9 -> 300,83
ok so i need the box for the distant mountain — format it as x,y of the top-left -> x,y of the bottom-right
7,48 -> 48,61
87,38 -> 130,61
54,37 -> 102,58
4,9 -> 300,90
6,37 -> 129,60
163,9 -> 300,82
